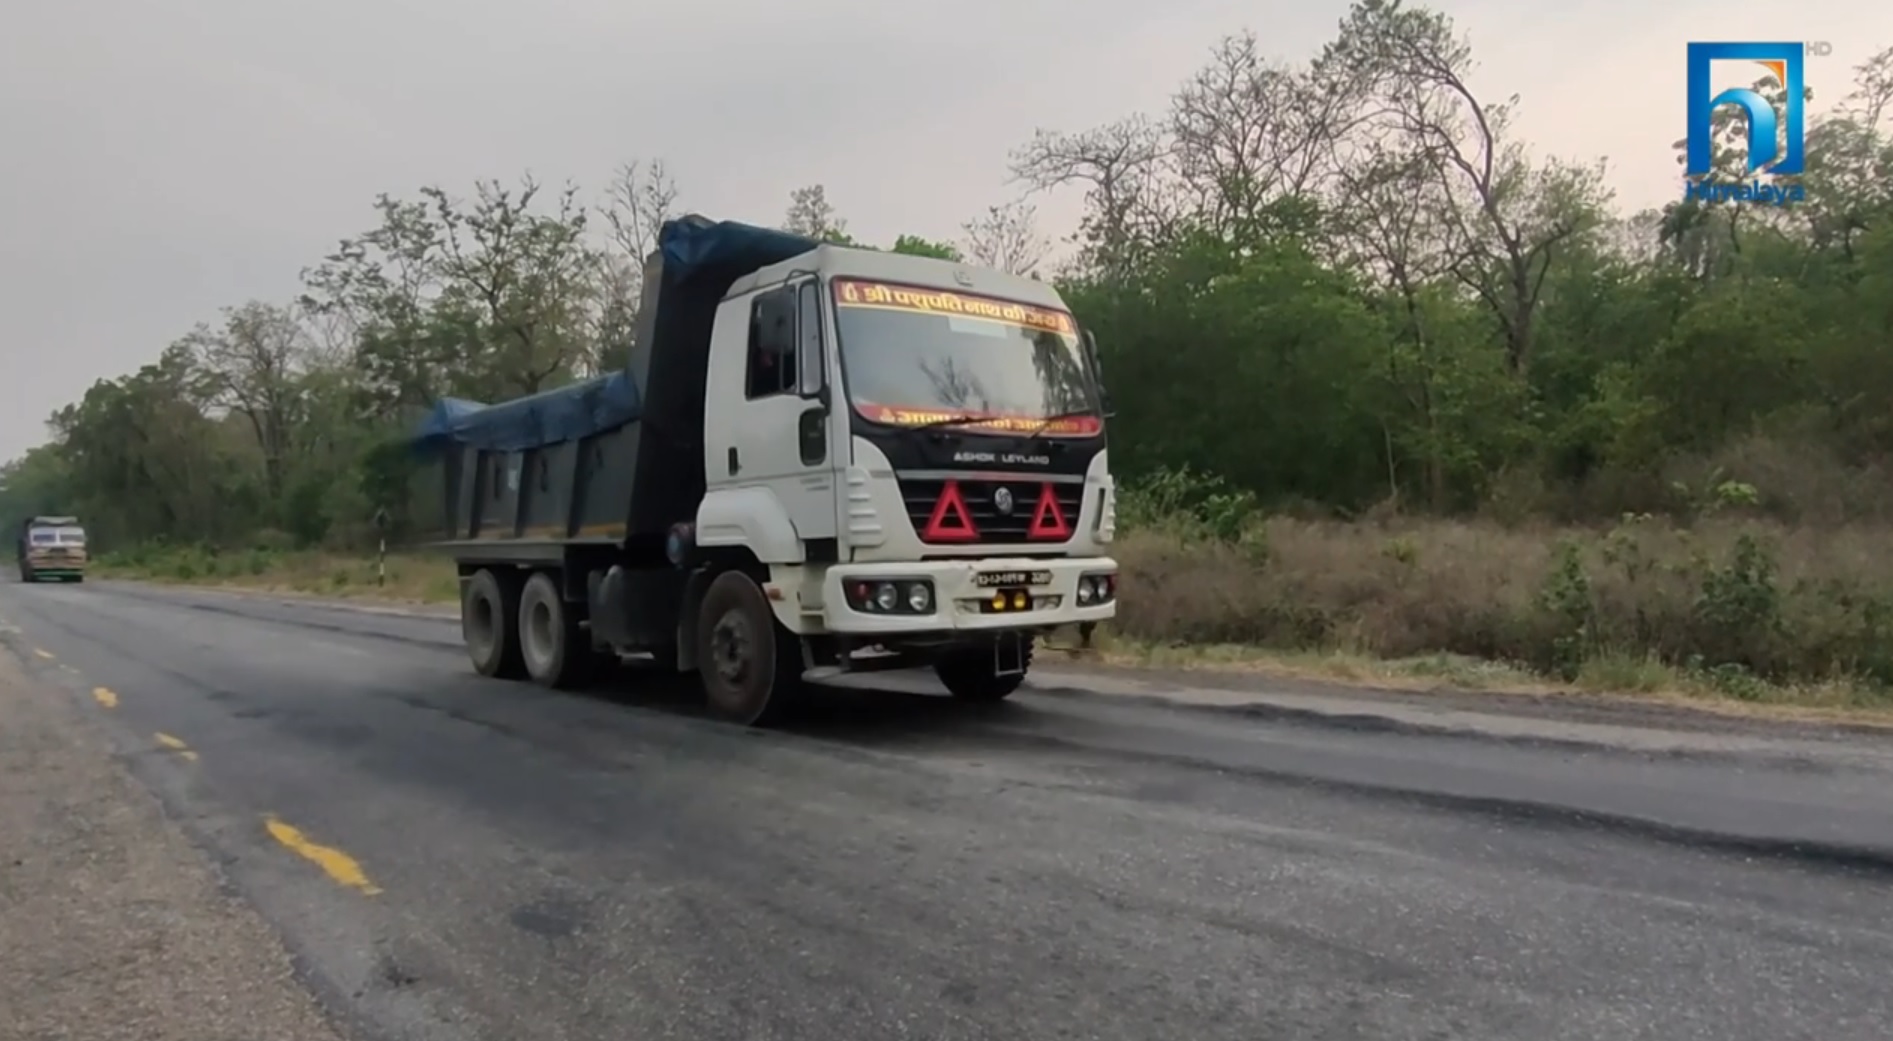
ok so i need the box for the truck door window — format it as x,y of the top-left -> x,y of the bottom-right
745,289 -> 797,399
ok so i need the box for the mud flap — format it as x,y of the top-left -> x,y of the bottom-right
993,631 -> 1028,677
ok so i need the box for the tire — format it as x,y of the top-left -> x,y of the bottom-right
462,568 -> 526,679
695,570 -> 804,726
935,635 -> 1034,702
518,570 -> 594,690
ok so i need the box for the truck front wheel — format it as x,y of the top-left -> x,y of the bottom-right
934,635 -> 1034,702
519,571 -> 594,690
695,570 -> 804,726
463,568 -> 526,679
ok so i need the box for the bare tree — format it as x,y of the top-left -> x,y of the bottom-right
1170,30 -> 1371,236
1792,49 -> 1893,261
961,198 -> 1050,275
1318,0 -> 1601,376
1839,44 -> 1893,131
1008,114 -> 1179,277
600,158 -> 679,264
593,159 -> 681,372
1326,145 -> 1457,506
180,301 -> 312,499
783,184 -> 850,242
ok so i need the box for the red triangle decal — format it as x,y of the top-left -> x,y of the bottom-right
921,480 -> 980,542
1027,483 -> 1071,540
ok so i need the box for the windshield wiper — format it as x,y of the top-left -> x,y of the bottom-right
1020,409 -> 1098,446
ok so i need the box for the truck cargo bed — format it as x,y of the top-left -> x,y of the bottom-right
409,216 -> 822,555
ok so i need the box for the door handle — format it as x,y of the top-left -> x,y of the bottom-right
727,446 -> 741,475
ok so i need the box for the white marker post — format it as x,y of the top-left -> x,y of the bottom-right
373,507 -> 390,588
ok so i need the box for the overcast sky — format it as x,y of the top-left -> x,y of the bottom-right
2,0 -> 1887,461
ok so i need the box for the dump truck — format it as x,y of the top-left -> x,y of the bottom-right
17,516 -> 88,583
411,214 -> 1120,725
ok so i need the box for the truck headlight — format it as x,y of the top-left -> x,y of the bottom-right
845,578 -> 935,614
905,582 -> 932,612
873,582 -> 899,611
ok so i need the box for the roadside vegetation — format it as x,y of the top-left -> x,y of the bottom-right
14,1 -> 1893,713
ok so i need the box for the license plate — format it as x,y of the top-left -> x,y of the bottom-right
975,569 -> 1053,588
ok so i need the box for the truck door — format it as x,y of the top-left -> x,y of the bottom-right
714,279 -> 840,545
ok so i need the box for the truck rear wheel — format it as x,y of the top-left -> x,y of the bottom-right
695,570 -> 804,726
463,568 -> 526,679
935,635 -> 1034,702
518,571 -> 594,689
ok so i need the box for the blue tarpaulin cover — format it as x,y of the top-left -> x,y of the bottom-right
408,217 -> 819,455
409,370 -> 643,454
657,215 -> 818,280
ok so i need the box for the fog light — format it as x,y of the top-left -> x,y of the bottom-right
874,582 -> 899,611
905,582 -> 932,612
1077,577 -> 1096,604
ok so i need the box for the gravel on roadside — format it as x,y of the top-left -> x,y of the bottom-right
0,647 -> 350,1041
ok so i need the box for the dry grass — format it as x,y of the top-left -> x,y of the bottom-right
92,512 -> 1893,715
1109,514 -> 1893,711
91,546 -> 460,605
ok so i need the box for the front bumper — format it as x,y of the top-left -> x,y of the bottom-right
820,556 -> 1118,634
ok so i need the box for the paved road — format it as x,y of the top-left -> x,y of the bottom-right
2,576 -> 1890,1041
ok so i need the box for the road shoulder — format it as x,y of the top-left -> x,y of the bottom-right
0,643 -> 351,1041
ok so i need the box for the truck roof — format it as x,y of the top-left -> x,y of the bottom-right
28,516 -> 80,527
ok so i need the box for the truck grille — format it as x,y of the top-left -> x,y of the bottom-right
899,476 -> 1085,545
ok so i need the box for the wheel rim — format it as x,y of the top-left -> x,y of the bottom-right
709,610 -> 754,685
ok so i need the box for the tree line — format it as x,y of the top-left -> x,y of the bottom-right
5,0 -> 1892,553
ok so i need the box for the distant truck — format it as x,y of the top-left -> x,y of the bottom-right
16,516 -> 88,583
411,215 -> 1121,725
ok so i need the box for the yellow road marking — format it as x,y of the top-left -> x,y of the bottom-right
92,687 -> 118,708
32,648 -> 53,660
264,816 -> 383,895
154,732 -> 198,761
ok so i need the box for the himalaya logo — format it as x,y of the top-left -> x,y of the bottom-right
1683,179 -> 1806,207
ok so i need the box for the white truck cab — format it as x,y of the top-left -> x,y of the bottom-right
693,246 -> 1119,649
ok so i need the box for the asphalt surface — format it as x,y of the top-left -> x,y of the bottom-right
0,646 -> 347,1041
2,575 -> 1891,1041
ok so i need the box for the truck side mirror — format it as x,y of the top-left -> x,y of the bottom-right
793,281 -> 829,408
1082,329 -> 1116,419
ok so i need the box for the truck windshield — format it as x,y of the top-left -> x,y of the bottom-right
831,278 -> 1101,437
